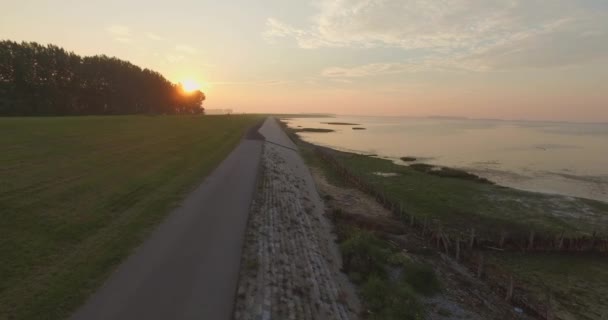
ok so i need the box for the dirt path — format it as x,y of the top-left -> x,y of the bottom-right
234,118 -> 359,320
70,126 -> 264,320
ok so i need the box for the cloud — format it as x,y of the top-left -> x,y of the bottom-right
323,63 -> 423,78
106,25 -> 133,43
166,54 -> 185,63
106,25 -> 131,36
146,33 -> 164,41
266,0 -> 608,71
263,18 -> 331,49
175,45 -> 198,54
321,57 -> 479,78
114,37 -> 132,43
462,16 -> 608,70
209,80 -> 290,86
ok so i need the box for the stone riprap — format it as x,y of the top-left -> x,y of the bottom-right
234,118 -> 358,320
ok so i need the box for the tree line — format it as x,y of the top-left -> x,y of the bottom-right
0,40 -> 205,116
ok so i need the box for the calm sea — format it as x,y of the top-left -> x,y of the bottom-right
285,116 -> 608,203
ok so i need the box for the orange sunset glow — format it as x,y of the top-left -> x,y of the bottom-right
180,79 -> 201,93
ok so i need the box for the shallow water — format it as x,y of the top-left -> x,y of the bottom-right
285,116 -> 608,203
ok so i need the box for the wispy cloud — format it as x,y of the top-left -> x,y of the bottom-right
175,44 -> 198,54
146,32 -> 164,41
265,0 -> 608,71
209,80 -> 290,86
106,25 -> 132,43
166,54 -> 185,63
321,57 -> 480,78
106,25 -> 131,36
114,37 -> 132,43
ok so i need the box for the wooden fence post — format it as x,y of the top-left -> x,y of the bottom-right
442,233 -> 450,255
469,228 -> 476,249
528,231 -> 535,251
423,217 -> 428,235
499,231 -> 506,248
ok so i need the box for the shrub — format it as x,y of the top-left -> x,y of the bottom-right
340,230 -> 390,278
403,262 -> 441,296
362,275 -> 425,320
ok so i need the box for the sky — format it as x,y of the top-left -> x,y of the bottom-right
2,0 -> 608,122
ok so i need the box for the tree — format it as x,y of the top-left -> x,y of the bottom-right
0,40 -> 206,116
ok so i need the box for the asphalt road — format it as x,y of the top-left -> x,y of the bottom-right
70,123 -> 264,320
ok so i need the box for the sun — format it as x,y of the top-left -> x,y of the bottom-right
181,79 -> 200,93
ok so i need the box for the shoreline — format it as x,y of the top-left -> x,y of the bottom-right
281,121 -> 608,320
292,131 -> 608,204
279,120 -> 608,237
282,116 -> 608,204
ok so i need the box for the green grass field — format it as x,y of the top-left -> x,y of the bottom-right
0,115 -> 260,320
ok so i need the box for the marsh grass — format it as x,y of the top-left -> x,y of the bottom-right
324,150 -> 608,237
487,253 -> 608,320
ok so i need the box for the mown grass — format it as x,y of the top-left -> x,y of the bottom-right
487,253 -> 608,320
0,115 -> 260,320
321,149 -> 608,237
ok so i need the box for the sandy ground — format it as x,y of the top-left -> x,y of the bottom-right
234,118 -> 359,320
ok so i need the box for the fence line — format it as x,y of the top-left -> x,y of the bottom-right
313,146 -> 607,320
314,147 -> 608,254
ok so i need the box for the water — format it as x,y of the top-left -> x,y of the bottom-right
284,116 -> 608,203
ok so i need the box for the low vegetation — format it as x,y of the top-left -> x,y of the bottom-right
338,227 -> 439,319
409,163 -> 493,184
0,115 -> 260,320
293,127 -> 335,133
322,122 -> 361,125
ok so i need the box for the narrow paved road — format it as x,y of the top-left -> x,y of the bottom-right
70,123 -> 264,320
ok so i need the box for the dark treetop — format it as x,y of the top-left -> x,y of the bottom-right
0,40 -> 205,116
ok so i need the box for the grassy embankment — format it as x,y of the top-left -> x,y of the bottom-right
0,115 -> 260,320
289,126 -> 608,320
